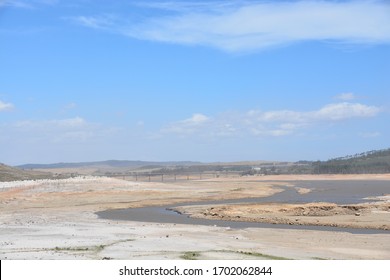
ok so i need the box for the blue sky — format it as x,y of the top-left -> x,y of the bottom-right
1,0 -> 389,165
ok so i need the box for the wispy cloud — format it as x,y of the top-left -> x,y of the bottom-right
0,0 -> 31,9
0,0 -> 58,9
336,92 -> 357,101
37,0 -> 58,5
162,102 -> 382,138
163,113 -> 210,135
359,131 -> 381,138
122,0 -> 390,52
133,1 -> 235,13
0,100 -> 14,111
11,117 -> 96,142
314,102 -> 379,120
0,116 -> 126,163
15,117 -> 87,128
71,15 -> 117,30
6,1 -> 390,52
62,102 -> 77,111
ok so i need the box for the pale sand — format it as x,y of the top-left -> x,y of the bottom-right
0,175 -> 389,260
175,201 -> 390,231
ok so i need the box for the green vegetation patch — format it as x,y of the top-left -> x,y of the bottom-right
54,246 -> 92,252
53,239 -> 134,254
181,251 -> 201,260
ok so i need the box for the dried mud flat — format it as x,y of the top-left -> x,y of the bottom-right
175,201 -> 390,231
0,175 -> 389,260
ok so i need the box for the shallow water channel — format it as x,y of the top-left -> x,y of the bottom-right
97,180 -> 390,234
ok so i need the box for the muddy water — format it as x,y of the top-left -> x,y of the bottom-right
97,180 -> 390,234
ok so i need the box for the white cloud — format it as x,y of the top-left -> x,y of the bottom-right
314,102 -> 380,120
250,110 -> 305,123
15,117 -> 87,129
134,1 -> 233,13
0,116 -> 127,164
163,102 -> 381,138
184,113 -> 209,124
0,0 -> 58,9
251,127 -> 293,137
163,113 -> 210,135
248,102 -> 380,123
63,102 -> 77,110
60,102 -> 77,114
359,131 -> 381,138
72,15 -> 115,30
0,0 -> 31,8
122,0 -> 390,52
36,0 -> 58,5
336,92 -> 357,101
52,116 -> 86,127
10,117 -> 98,143
0,100 -> 14,111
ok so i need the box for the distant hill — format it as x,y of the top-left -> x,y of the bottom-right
0,163 -> 52,182
15,160 -> 285,177
10,148 -> 390,179
17,160 -> 201,170
311,148 -> 390,174
248,148 -> 390,175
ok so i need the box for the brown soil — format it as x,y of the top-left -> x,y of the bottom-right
174,201 -> 390,231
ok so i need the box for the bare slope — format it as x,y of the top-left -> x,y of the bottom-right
0,163 -> 51,182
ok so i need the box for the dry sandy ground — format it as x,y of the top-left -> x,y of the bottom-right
175,201 -> 390,231
0,175 -> 389,260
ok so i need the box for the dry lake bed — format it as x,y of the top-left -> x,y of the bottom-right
1,174 -> 389,260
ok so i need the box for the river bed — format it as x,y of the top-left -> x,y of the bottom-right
97,180 -> 390,234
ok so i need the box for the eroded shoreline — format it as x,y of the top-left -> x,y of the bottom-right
98,180 -> 390,232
